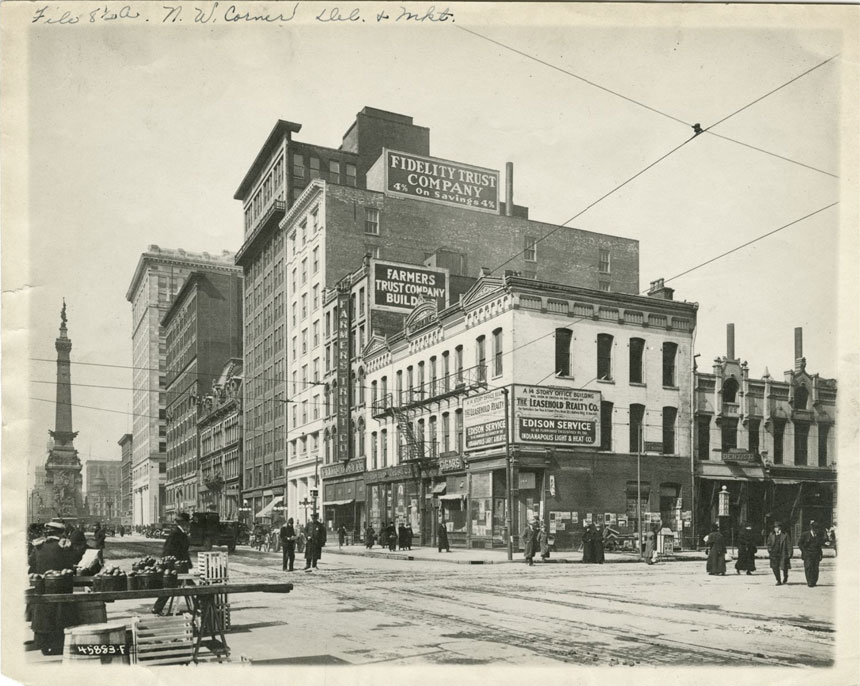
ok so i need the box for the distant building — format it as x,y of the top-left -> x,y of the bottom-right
235,106 -> 640,524
126,246 -> 241,525
162,271 -> 243,516
694,325 -> 837,543
197,359 -> 244,519
84,460 -> 122,524
118,433 -> 133,526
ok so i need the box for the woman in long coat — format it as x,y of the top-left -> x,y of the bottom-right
581,523 -> 595,563
706,523 -> 727,575
522,520 -> 538,566
735,525 -> 757,575
592,525 -> 605,564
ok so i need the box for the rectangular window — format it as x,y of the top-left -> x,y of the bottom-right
721,418 -> 738,453
696,415 -> 711,460
359,287 -> 365,317
455,409 -> 464,452
300,220 -> 307,246
429,357 -> 437,395
365,245 -> 380,259
662,407 -> 677,455
476,336 -> 487,382
597,334 -> 613,381
599,281 -> 611,292
818,424 -> 829,466
629,338 -> 645,384
302,258 -> 307,284
599,248 -> 611,273
380,429 -> 388,466
492,329 -> 503,377
794,423 -> 809,466
313,247 -> 319,273
313,321 -> 319,348
293,153 -> 305,178
329,160 -> 340,183
309,156 -> 320,179
455,346 -> 464,383
442,413 -> 450,452
748,419 -> 760,454
442,351 -> 450,391
629,404 -> 644,453
600,401 -> 613,451
663,343 -> 678,387
524,236 -> 537,262
313,285 -> 319,311
365,208 -> 380,235
371,432 -> 378,470
346,164 -> 357,187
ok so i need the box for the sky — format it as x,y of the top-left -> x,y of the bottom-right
3,2 -> 857,487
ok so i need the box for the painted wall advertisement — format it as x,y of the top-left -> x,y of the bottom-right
464,385 -> 601,450
336,281 -> 351,461
513,385 -> 601,446
372,261 -> 448,313
385,149 -> 500,214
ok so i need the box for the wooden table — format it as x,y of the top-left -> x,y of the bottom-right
29,582 -> 293,662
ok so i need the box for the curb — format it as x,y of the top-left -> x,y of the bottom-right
322,548 -> 710,565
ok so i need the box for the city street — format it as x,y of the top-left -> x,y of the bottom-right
62,535 -> 836,667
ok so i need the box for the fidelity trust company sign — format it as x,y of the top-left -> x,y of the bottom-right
385,149 -> 499,214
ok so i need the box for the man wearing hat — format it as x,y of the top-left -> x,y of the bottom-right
28,521 -> 73,574
798,520 -> 824,587
28,521 -> 78,654
522,517 -> 539,566
766,521 -> 793,586
303,512 -> 327,571
153,513 -> 192,614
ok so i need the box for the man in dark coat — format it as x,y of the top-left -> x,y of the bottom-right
706,523 -> 727,575
437,520 -> 450,552
735,525 -> 757,575
582,523 -> 604,564
766,521 -> 792,585
522,518 -> 538,566
387,523 -> 397,552
93,522 -> 106,561
280,517 -> 297,571
405,524 -> 413,550
303,512 -> 327,570
365,524 -> 376,549
153,513 -> 192,614
798,520 -> 824,587
398,524 -> 407,550
29,521 -> 78,654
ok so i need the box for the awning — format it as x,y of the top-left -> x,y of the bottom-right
325,499 -> 355,506
255,495 -> 284,519
438,493 -> 465,501
431,483 -> 447,495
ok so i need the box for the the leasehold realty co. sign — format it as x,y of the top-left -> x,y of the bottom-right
385,149 -> 499,214
464,385 -> 602,450
372,261 -> 448,313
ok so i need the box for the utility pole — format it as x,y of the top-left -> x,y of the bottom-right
502,387 -> 513,561
637,423 -> 643,560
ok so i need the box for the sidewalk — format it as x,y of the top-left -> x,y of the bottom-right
323,543 -> 837,565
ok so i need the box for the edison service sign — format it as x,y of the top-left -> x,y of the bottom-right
385,150 -> 499,214
463,388 -> 507,450
372,261 -> 448,313
513,385 -> 601,447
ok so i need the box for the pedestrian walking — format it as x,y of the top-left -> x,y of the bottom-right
387,522 -> 397,552
734,525 -> 757,575
365,524 -> 376,549
538,523 -> 550,562
338,524 -> 347,548
437,520 -> 450,553
280,517 -> 297,571
303,512 -> 327,570
766,521 -> 792,585
582,523 -> 604,564
398,523 -> 407,550
643,529 -> 656,565
153,513 -> 191,615
522,518 -> 538,566
705,523 -> 727,575
118,524 -> 125,537
798,520 -> 824,587
405,524 -> 413,550
93,522 -> 106,562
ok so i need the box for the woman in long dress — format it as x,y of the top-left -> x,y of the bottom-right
705,523 -> 727,576
735,525 -> 757,575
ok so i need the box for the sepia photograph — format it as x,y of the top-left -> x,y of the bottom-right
1,2 -> 858,684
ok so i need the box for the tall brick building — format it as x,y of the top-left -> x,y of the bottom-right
234,107 -> 639,522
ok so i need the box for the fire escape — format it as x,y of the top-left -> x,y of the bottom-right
371,364 -> 489,467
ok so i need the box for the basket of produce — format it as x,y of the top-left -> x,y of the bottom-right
43,569 -> 75,594
175,560 -> 191,574
160,556 -> 176,571
93,567 -> 127,592
28,573 -> 46,595
126,572 -> 140,591
162,570 -> 179,588
136,571 -> 154,590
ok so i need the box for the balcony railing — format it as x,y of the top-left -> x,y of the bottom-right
372,364 -> 487,417
398,440 -> 439,463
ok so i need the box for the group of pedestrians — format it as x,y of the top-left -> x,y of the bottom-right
279,513 -> 327,572
704,519 -> 827,587
522,516 -> 551,565
363,522 -> 415,551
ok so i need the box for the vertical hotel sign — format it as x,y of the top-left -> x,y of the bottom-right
336,281 -> 351,461
385,150 -> 499,214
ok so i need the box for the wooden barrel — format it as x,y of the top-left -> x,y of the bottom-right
76,600 -> 108,625
63,622 -> 130,664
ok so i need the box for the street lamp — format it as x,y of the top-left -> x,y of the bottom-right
299,497 -> 312,524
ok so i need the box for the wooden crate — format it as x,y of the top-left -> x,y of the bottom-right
131,613 -> 194,666
196,551 -> 229,631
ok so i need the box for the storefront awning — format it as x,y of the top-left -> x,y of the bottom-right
325,499 -> 355,506
255,495 -> 284,519
438,493 -> 465,501
431,483 -> 447,495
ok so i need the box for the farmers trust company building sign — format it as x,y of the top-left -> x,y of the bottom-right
384,149 -> 499,213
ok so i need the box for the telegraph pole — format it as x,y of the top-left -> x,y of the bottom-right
637,423 -> 643,559
502,387 -> 513,561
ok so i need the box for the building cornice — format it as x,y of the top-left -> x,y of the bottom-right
126,249 -> 240,302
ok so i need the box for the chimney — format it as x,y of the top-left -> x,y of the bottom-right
647,278 -> 674,300
505,162 -> 514,217
727,323 -> 735,360
480,267 -> 492,277
794,327 -> 806,372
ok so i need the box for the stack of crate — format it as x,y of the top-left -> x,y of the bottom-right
196,551 -> 230,631
131,613 -> 194,665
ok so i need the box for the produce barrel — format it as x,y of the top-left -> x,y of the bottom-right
44,576 -> 73,594
76,601 -> 108,625
63,622 -> 130,664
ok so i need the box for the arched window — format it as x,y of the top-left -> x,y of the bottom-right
324,429 -> 330,463
795,385 -> 809,410
597,334 -> 613,381
722,377 -> 739,404
358,368 -> 366,405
